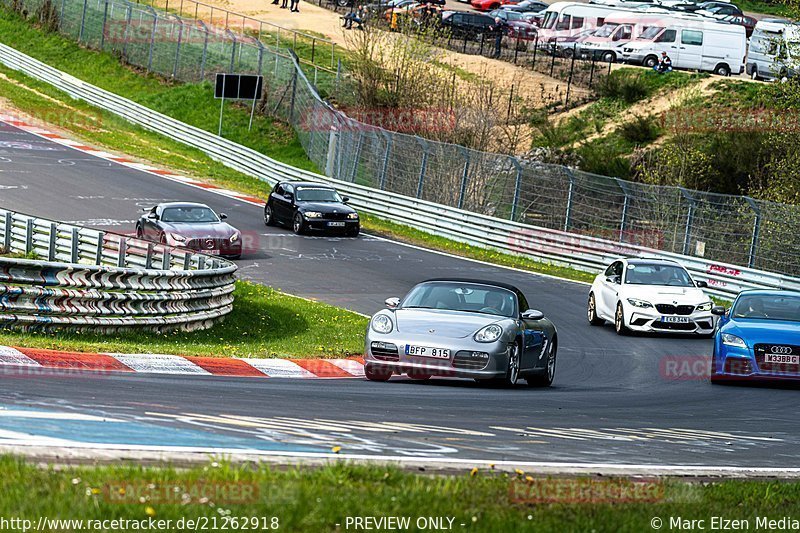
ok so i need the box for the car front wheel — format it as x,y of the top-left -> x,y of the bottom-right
495,342 -> 521,387
364,363 -> 392,382
614,302 -> 629,335
264,205 -> 275,226
587,293 -> 604,325
292,213 -> 305,235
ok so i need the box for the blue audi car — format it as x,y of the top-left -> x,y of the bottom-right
711,290 -> 800,383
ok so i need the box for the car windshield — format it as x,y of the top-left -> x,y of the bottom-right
732,294 -> 800,322
401,282 -> 518,318
639,26 -> 664,40
541,10 -> 558,29
295,187 -> 342,202
624,264 -> 694,287
594,23 -> 619,38
160,206 -> 219,223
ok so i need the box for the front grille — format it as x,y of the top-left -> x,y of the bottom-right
187,238 -> 224,250
754,344 -> 800,374
453,351 -> 489,370
323,212 -> 350,221
651,321 -> 696,331
655,304 -> 695,315
370,342 -> 399,361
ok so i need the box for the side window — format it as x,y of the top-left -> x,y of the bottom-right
614,262 -> 624,279
556,14 -> 571,31
571,16 -> 584,29
283,184 -> 294,196
517,292 -> 529,314
274,183 -> 284,196
656,29 -> 676,43
619,25 -> 632,40
597,17 -> 605,27
604,261 -> 621,278
681,29 -> 703,46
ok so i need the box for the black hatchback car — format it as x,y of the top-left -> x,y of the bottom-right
264,181 -> 360,237
440,11 -> 496,40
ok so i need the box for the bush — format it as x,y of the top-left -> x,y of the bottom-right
619,114 -> 661,145
596,71 -> 650,104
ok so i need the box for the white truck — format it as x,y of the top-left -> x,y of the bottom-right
747,19 -> 800,81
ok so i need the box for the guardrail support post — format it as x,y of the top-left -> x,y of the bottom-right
95,231 -> 105,265
183,253 -> 192,270
70,228 -> 79,263
25,219 -> 33,255
161,248 -> 171,270
457,148 -> 470,210
349,132 -> 364,183
679,187 -> 696,256
78,0 -> 88,42
379,132 -> 392,190
510,157 -> 523,221
145,243 -> 154,269
48,223 -> 57,261
117,238 -> 128,268
3,212 -> 11,252
564,169 -> 576,232
744,196 -> 761,268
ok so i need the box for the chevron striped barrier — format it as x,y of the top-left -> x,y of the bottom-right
0,208 -> 237,332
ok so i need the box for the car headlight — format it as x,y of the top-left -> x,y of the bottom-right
371,314 -> 393,334
474,324 -> 503,343
347,212 -> 359,220
721,333 -> 747,348
627,298 -> 653,308
304,211 -> 323,219
170,233 -> 186,243
229,232 -> 240,243
696,302 -> 713,312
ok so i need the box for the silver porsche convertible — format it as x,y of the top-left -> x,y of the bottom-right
364,279 -> 558,387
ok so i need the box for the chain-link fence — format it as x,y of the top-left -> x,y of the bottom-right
4,0 -> 800,277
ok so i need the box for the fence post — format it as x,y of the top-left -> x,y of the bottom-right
514,36 -> 519,63
349,131 -> 364,183
200,23 -> 209,80
147,13 -> 158,72
532,35 -> 538,70
589,54 -> 596,88
325,126 -> 339,178
457,148 -> 470,210
25,219 -> 33,255
379,132 -> 393,190
117,238 -> 128,267
549,42 -> 556,77
100,0 -> 109,50
288,68 -> 298,123
183,253 -> 192,270
479,32 -> 485,56
161,247 -> 171,269
122,5 -> 133,61
228,30 -> 237,73
145,243 -> 154,269
95,231 -> 105,265
70,228 -> 79,263
60,0 -> 67,29
565,44 -> 577,108
744,197 -> 761,268
615,178 -> 630,243
173,20 -> 184,78
311,38 -> 316,64
415,138 -> 429,199
3,212 -> 11,252
77,0 -> 89,42
506,84 -> 514,123
510,157 -> 522,221
679,187 -> 695,256
564,169 -> 576,232
48,223 -> 57,261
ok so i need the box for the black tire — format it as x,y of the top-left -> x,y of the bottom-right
643,55 -> 659,69
364,363 -> 392,382
494,341 -> 521,387
264,204 -> 275,226
614,302 -> 629,336
587,293 -> 604,326
136,225 -> 143,239
713,63 -> 731,77
159,232 -> 167,245
346,226 -> 360,238
526,337 -> 556,387
292,213 -> 305,235
749,65 -> 761,81
407,372 -> 431,380
561,48 -> 574,59
602,51 -> 616,63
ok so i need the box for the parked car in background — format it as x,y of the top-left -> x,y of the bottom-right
536,1 -> 635,43
711,290 -> 800,383
471,0 -> 520,12
440,10 -> 496,39
552,28 -> 597,56
502,0 -> 549,13
747,19 -> 800,81
136,202 -> 242,258
716,14 -> 756,37
678,0 -> 742,15
264,182 -> 360,237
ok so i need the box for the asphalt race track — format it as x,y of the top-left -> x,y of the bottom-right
0,120 -> 798,468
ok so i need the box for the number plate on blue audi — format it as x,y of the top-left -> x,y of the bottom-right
765,354 -> 800,365
661,316 -> 690,323
405,345 -> 450,359
327,221 -> 346,227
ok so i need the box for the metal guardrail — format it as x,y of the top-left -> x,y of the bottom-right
1,44 -> 798,301
0,206 -> 237,331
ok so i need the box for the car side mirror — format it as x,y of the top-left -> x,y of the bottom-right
522,309 -> 545,320
711,306 -> 727,316
283,193 -> 294,202
385,297 -> 400,310
219,213 -> 228,220
696,280 -> 708,288
342,196 -> 350,203
605,275 -> 620,284
147,213 -> 159,220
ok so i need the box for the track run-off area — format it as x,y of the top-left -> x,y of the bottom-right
0,118 -> 798,471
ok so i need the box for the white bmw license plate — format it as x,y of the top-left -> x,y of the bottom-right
328,221 -> 346,227
765,354 -> 800,365
661,316 -> 690,323
405,345 -> 450,359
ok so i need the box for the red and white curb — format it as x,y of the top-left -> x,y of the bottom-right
0,115 -> 267,208
0,346 -> 366,379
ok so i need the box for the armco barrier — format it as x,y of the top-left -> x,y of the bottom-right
0,208 -> 237,331
1,44 -> 798,301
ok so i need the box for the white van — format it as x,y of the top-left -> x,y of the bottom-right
747,19 -> 800,81
537,2 -> 640,42
578,13 -> 672,62
620,14 -> 746,75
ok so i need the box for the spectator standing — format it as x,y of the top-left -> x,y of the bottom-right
290,0 -> 299,12
490,16 -> 506,59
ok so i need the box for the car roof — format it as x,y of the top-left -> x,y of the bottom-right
157,202 -> 212,209
736,289 -> 800,297
420,278 -> 522,293
623,257 -> 682,266
282,181 -> 336,190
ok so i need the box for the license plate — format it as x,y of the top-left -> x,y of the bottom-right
764,354 -> 800,365
327,221 -> 346,227
206,250 -> 220,255
661,316 -> 690,323
405,345 -> 450,359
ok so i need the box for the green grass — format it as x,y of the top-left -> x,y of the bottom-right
1,456 -> 799,532
737,0 -> 796,16
0,281 -> 367,358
